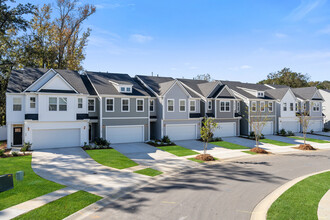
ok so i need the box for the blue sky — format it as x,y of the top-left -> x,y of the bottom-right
20,0 -> 330,82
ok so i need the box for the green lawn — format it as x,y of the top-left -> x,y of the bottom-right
259,139 -> 295,146
14,191 -> 102,220
157,145 -> 199,157
211,141 -> 250,149
289,136 -> 330,144
0,156 -> 64,211
188,158 -> 205,163
86,149 -> 138,169
133,168 -> 163,177
242,150 -> 258,155
267,171 -> 330,220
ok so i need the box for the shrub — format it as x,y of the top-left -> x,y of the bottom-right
213,137 -> 222,142
287,131 -> 294,136
324,128 -> 330,132
279,129 -> 287,136
310,129 -> 314,134
12,151 -> 19,157
161,136 -> 171,144
21,142 -> 32,152
0,149 -> 4,157
94,138 -> 110,147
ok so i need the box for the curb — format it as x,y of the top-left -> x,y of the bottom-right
250,169 -> 330,220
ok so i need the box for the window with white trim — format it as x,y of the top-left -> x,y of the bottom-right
313,102 -> 320,112
260,101 -> 265,112
30,97 -> 36,109
283,103 -> 287,111
220,101 -> 230,112
137,99 -> 144,112
179,100 -> 186,112
88,99 -> 95,112
190,100 -> 196,112
106,98 -> 114,112
295,103 -> 298,111
120,87 -> 125,92
208,101 -> 212,110
167,99 -> 174,112
257,91 -> 264,97
122,98 -> 130,112
78,98 -> 83,109
59,98 -> 67,111
237,101 -> 240,112
150,100 -> 154,112
13,97 -> 22,111
268,102 -> 273,112
251,101 -> 257,112
290,103 -> 294,111
49,97 -> 57,111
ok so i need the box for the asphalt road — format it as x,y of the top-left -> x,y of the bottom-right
84,150 -> 330,220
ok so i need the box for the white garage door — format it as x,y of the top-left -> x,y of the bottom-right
308,120 -> 323,132
252,121 -> 273,135
280,121 -> 300,133
213,122 -> 236,137
106,125 -> 144,144
166,124 -> 197,141
32,129 -> 80,149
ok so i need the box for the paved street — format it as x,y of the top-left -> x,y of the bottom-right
82,149 -> 330,220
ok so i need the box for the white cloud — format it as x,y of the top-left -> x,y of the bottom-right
275,33 -> 288,38
287,0 -> 326,21
130,34 -> 153,43
240,65 -> 252,69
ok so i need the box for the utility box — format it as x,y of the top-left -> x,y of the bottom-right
0,174 -> 14,192
16,171 -> 24,181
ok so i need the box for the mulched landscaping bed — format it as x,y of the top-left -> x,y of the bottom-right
82,146 -> 112,150
295,144 -> 317,151
250,147 -> 269,154
195,154 -> 215,161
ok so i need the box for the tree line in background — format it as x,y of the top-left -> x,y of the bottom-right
0,0 -> 96,126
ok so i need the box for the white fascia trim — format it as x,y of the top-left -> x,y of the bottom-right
23,69 -> 56,92
215,85 -> 237,99
37,73 -> 78,93
100,94 -> 151,98
103,117 -> 148,119
264,84 -> 276,89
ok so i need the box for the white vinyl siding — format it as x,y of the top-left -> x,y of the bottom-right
78,98 -> 83,109
30,97 -> 36,109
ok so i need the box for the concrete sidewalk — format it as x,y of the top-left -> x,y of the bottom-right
318,190 -> 330,220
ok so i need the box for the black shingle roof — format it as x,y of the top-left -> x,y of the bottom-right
136,75 -> 176,96
292,87 -> 320,100
177,78 -> 219,98
87,71 -> 150,96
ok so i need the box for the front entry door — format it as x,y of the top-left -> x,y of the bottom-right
13,127 -> 23,146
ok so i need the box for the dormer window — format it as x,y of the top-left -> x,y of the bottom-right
257,91 -> 264,97
126,87 -> 131,92
119,86 -> 132,93
120,87 -> 125,92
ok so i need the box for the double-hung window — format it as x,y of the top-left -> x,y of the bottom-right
290,103 -> 294,111
30,97 -> 36,109
268,102 -> 273,112
295,103 -> 298,111
122,98 -> 130,112
208,101 -> 212,110
13,97 -> 22,111
106,98 -> 114,112
260,102 -> 265,112
237,101 -> 240,112
78,98 -> 83,109
251,101 -> 257,112
313,102 -> 320,112
150,100 -> 154,112
190,100 -> 196,112
220,101 -> 230,112
59,98 -> 67,111
88,99 -> 95,112
49,97 -> 57,111
179,99 -> 186,112
283,103 -> 287,111
167,99 -> 174,112
137,99 -> 144,112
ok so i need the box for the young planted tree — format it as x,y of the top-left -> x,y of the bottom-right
297,101 -> 315,150
199,117 -> 218,160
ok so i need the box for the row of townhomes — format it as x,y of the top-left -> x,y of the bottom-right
6,68 -> 326,149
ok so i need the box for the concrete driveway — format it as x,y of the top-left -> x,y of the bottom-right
175,140 -> 250,159
294,133 -> 330,141
111,143 -> 196,172
32,147 -> 149,197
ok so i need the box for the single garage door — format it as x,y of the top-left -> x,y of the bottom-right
106,125 -> 144,144
252,121 -> 273,135
213,122 -> 236,137
308,120 -> 323,132
280,121 -> 300,133
32,129 -> 80,149
166,124 -> 197,141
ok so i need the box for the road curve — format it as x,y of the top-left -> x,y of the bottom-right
82,150 -> 330,220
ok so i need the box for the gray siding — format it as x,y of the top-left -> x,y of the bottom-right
102,97 -> 148,118
164,83 -> 189,120
150,98 -> 157,117
216,100 -> 235,118
249,100 -> 276,116
200,100 -> 206,116
88,98 -> 100,118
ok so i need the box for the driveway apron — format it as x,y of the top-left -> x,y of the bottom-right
32,147 -> 149,197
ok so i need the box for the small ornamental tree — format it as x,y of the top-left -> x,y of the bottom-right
297,101 -> 315,150
200,117 -> 218,155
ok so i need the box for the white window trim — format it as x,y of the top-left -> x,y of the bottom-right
260,101 -> 265,112
49,97 -> 58,111
105,98 -> 114,112
77,98 -> 83,109
208,101 -> 212,110
290,102 -> 294,111
59,97 -> 67,111
189,100 -> 196,112
268,102 -> 273,112
150,99 -> 155,112
251,101 -> 257,112
237,101 -> 240,112
283,102 -> 287,111
313,102 -> 320,112
220,101 -> 230,112
179,99 -> 186,112
88,98 -> 96,112
136,99 -> 144,112
167,99 -> 175,112
13,97 -> 22,111
121,98 -> 130,112
30,97 -> 36,109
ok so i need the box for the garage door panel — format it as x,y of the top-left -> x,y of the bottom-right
308,120 -> 323,132
252,122 -> 273,135
166,124 -> 196,141
32,129 -> 80,149
280,121 -> 300,132
107,126 -> 144,144
213,122 -> 236,137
